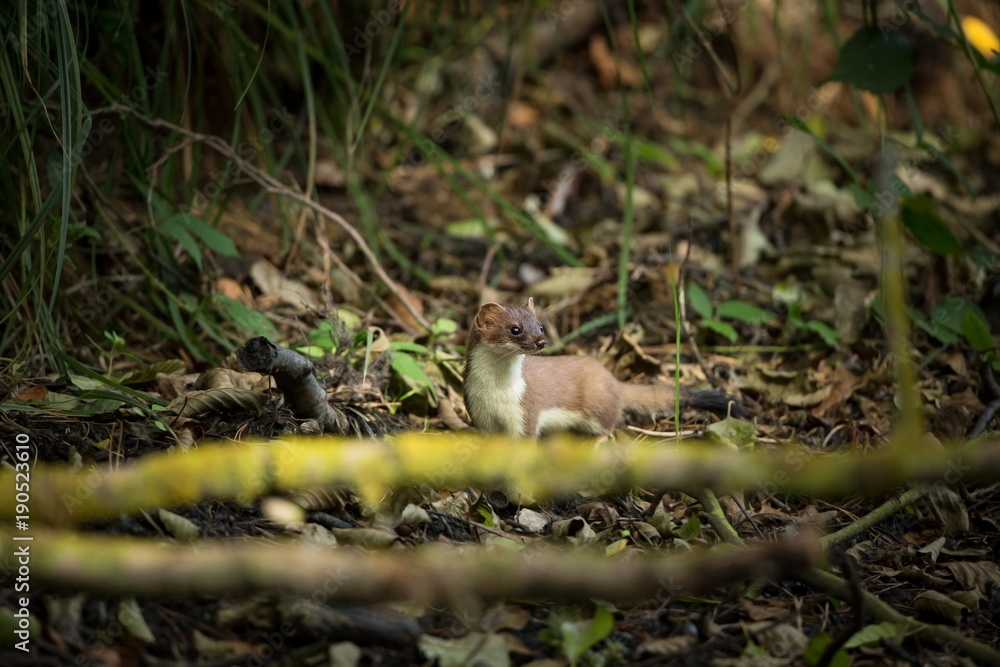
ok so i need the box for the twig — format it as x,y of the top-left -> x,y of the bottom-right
696,460 -> 1000,665
102,104 -> 432,332
815,551 -> 864,667
972,363 -> 1000,436
800,567 -> 1000,666
668,0 -> 741,289
698,488 -> 743,545
235,336 -> 348,433
820,484 -> 934,550
478,241 -> 501,293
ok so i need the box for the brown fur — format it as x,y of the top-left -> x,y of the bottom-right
463,299 -> 682,437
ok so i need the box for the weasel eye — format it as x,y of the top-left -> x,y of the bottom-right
539,326 -> 544,333
510,326 -> 521,336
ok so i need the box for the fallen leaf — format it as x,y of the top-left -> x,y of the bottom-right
588,35 -> 641,88
507,101 -> 541,128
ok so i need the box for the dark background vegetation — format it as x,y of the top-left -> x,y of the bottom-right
3,0 -> 1000,665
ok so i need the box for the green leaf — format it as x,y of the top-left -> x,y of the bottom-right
961,310 -> 994,351
844,621 -> 906,649
391,351 -> 436,398
928,297 -> 987,338
702,319 -> 738,342
847,182 -> 875,208
788,302 -> 805,328
667,137 -> 723,174
687,282 -> 713,320
806,320 -> 841,347
117,598 -> 155,644
308,322 -> 339,351
560,604 -> 614,666
331,308 -> 362,331
159,214 -> 203,270
214,296 -> 277,338
307,329 -> 338,351
971,247 -> 998,271
390,341 -> 429,354
158,508 -> 201,541
830,27 -> 917,93
907,305 -> 959,344
634,139 -> 679,169
716,300 -> 770,324
900,196 -> 961,255
444,219 -> 494,239
432,318 -> 458,336
103,330 -> 125,348
704,417 -> 758,450
803,632 -> 850,667
674,515 -> 701,541
990,355 -> 1000,373
605,538 -> 628,557
476,506 -> 496,527
177,212 -> 240,257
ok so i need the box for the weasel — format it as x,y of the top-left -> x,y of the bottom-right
463,298 -> 744,438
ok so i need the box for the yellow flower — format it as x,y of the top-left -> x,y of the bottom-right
962,15 -> 1000,60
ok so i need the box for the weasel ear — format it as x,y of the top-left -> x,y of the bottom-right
475,302 -> 504,328
527,297 -> 535,312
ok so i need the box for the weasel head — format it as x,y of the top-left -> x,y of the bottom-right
473,299 -> 547,354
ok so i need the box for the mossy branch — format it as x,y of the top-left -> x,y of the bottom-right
0,528 -> 816,603
2,434 -> 998,525
799,568 -> 1000,667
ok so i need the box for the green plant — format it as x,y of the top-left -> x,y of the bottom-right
787,302 -> 841,348
539,604 -> 615,667
101,330 -> 126,376
296,314 -> 362,359
387,341 -> 437,411
687,282 -> 770,342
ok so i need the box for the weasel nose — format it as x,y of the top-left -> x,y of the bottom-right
536,337 -> 548,349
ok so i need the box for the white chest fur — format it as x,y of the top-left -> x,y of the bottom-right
465,346 -> 527,436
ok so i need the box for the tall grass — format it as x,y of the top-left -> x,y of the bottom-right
2,0 -> 990,390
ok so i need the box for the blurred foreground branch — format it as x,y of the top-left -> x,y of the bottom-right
0,529 -> 814,603
2,433 -> 998,524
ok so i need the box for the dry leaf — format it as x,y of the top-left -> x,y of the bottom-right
588,35 -> 641,88
507,101 -> 541,128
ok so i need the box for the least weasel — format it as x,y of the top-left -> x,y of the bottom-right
463,299 -> 745,438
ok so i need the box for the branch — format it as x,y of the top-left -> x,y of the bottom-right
799,568 -> 1000,667
3,435 -> 999,524
0,528 -> 816,604
235,336 -> 348,433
